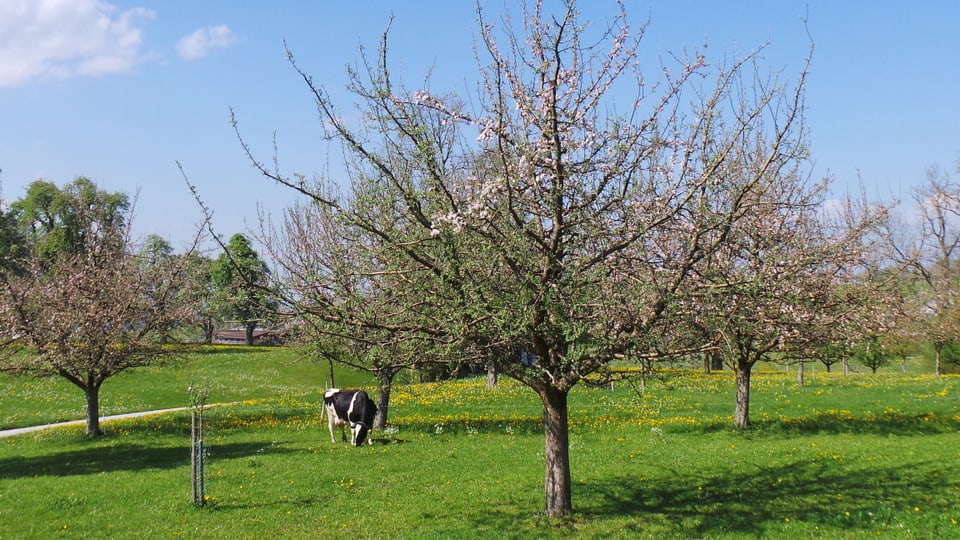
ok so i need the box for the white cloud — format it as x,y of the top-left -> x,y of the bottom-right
0,0 -> 154,87
176,25 -> 237,60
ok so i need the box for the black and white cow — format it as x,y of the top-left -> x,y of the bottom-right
323,388 -> 377,446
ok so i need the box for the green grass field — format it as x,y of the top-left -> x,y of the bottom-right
0,346 -> 373,430
1,348 -> 959,538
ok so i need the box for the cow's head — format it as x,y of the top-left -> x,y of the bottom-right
351,394 -> 378,446
351,424 -> 369,446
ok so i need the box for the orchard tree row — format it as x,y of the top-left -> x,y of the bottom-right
222,3 -> 960,516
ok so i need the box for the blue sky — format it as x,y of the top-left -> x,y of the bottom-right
1,1 -> 957,250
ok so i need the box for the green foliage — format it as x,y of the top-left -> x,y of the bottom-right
939,339 -> 960,368
211,234 -> 274,342
139,234 -> 173,266
177,252 -> 217,342
0,202 -> 25,276
10,177 -> 129,262
853,335 -> 891,373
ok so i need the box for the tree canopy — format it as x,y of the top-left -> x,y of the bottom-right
211,233 -> 274,345
11,177 -> 129,262
237,2 -> 842,516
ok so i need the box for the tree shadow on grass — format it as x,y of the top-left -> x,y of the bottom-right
0,441 -> 295,480
393,416 -> 546,436
575,458 -> 957,537
95,407 -> 323,438
752,413 -> 959,436
673,412 -> 958,437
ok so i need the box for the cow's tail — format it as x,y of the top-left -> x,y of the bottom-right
320,388 -> 335,422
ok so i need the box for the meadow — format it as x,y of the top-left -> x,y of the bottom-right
1,347 -> 959,538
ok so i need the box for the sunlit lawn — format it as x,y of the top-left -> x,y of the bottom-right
1,349 -> 959,538
0,346 -> 367,429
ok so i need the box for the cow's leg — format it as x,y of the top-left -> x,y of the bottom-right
327,412 -> 337,444
362,427 -> 372,446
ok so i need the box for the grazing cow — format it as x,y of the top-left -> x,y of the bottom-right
323,388 -> 377,446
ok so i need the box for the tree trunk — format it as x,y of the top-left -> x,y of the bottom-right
935,346 -> 943,378
245,322 -> 256,346
85,383 -> 103,436
711,352 -> 724,372
202,321 -> 215,344
374,368 -> 393,430
733,358 -> 752,430
796,360 -> 804,387
486,358 -> 498,388
540,386 -> 572,517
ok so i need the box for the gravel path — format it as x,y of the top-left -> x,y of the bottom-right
0,407 -> 192,438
